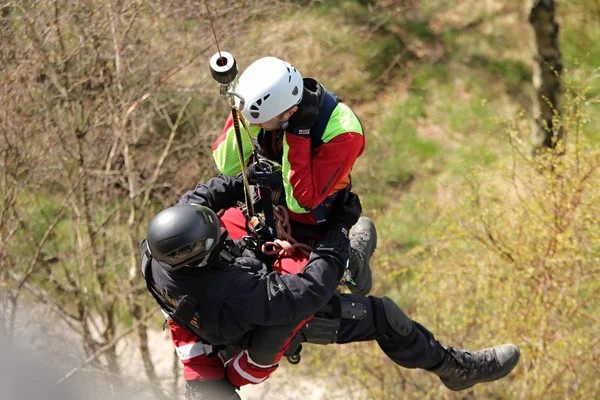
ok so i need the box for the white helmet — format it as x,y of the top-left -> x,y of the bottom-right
235,57 -> 304,124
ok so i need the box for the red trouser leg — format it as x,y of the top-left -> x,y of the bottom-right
167,319 -> 225,381
219,206 -> 312,386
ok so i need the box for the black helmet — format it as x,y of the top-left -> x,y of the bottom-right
146,204 -> 221,271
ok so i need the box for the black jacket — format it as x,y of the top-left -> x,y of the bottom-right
144,174 -> 349,354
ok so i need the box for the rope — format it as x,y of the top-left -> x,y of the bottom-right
202,1 -> 308,261
204,0 -> 223,61
201,8 -> 309,260
261,205 -> 313,258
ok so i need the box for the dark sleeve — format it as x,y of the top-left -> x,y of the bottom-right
178,173 -> 245,210
235,229 -> 349,327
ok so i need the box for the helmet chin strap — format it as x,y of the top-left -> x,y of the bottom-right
204,231 -> 232,267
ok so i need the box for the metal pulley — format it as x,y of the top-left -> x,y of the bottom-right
209,50 -> 255,219
209,51 -> 237,86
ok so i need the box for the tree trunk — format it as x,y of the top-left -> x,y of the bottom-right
528,0 -> 563,151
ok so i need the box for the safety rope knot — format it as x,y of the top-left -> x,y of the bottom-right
261,205 -> 313,257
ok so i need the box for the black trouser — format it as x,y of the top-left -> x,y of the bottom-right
333,294 -> 444,369
186,294 -> 444,400
185,379 -> 240,400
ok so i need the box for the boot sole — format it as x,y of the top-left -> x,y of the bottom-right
444,346 -> 521,391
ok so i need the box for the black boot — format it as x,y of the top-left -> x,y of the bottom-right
347,216 -> 377,295
428,344 -> 520,391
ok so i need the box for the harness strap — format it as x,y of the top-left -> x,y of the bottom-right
257,184 -> 278,239
309,91 -> 340,150
309,91 -> 345,223
141,240 -> 206,339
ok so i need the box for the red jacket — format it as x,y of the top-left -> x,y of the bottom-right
212,79 -> 365,226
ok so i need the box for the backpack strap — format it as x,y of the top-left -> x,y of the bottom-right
309,91 -> 340,150
141,240 -> 205,337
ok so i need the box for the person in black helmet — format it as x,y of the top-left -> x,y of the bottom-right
141,174 -> 520,400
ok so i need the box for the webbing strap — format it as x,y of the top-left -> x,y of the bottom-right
141,241 -> 203,337
310,91 -> 339,150
257,182 -> 278,239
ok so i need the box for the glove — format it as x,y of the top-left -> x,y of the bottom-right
285,88 -> 319,138
329,191 -> 362,234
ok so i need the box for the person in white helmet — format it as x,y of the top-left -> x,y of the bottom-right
211,56 -> 374,296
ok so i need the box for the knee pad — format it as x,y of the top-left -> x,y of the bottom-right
373,296 -> 415,343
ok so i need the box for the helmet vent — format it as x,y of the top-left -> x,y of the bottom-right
237,58 -> 303,123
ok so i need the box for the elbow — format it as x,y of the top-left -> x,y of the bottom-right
287,192 -> 321,213
309,273 -> 343,307
298,196 -> 321,211
312,282 -> 340,312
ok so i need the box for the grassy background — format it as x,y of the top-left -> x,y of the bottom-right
3,0 -> 600,398
259,1 -> 600,399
